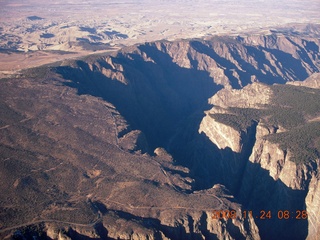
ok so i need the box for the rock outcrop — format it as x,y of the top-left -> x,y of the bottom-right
47,30 -> 320,239
1,27 -> 320,239
208,83 -> 272,108
306,169 -> 320,240
288,72 -> 320,89
199,80 -> 320,239
200,83 -> 272,153
0,68 -> 259,240
200,114 -> 244,153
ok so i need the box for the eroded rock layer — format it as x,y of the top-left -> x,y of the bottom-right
0,27 -> 320,239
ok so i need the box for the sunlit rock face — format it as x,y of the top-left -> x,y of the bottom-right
0,28 -> 320,239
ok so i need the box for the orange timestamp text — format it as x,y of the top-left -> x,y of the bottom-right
212,210 -> 308,220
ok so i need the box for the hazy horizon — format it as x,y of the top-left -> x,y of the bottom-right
1,0 -> 320,24
1,0 -> 319,70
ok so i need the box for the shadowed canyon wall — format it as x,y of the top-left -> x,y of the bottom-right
54,31 -> 320,239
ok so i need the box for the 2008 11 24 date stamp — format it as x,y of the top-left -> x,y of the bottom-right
212,210 -> 308,220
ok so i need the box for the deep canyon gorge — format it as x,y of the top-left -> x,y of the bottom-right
0,25 -> 320,239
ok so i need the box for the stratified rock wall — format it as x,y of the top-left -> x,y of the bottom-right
306,168 -> 320,240
199,82 -> 319,240
1,29 -> 320,239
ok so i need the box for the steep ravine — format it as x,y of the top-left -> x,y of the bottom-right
199,114 -> 311,239
56,32 -> 319,153
52,31 -> 320,239
0,71 -> 259,239
199,82 -> 320,240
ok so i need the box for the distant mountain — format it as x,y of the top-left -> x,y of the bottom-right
0,27 -> 319,239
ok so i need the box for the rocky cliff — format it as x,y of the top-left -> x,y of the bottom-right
54,29 -> 320,239
0,71 -> 261,240
199,80 -> 320,239
1,26 -> 320,239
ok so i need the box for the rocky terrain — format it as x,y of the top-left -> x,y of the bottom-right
200,79 -> 320,239
0,26 -> 320,239
1,0 -> 320,72
0,55 -> 258,239
2,0 -> 318,52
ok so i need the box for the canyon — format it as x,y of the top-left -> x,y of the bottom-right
0,25 -> 320,239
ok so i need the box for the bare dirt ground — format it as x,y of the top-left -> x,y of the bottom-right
0,52 -> 77,71
0,49 -> 118,71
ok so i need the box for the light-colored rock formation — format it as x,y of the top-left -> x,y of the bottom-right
199,114 -> 243,153
1,29 -> 320,240
288,72 -> 320,89
209,83 -> 272,108
306,168 -> 320,240
199,82 -> 272,153
199,80 -> 319,239
247,123 -> 309,189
